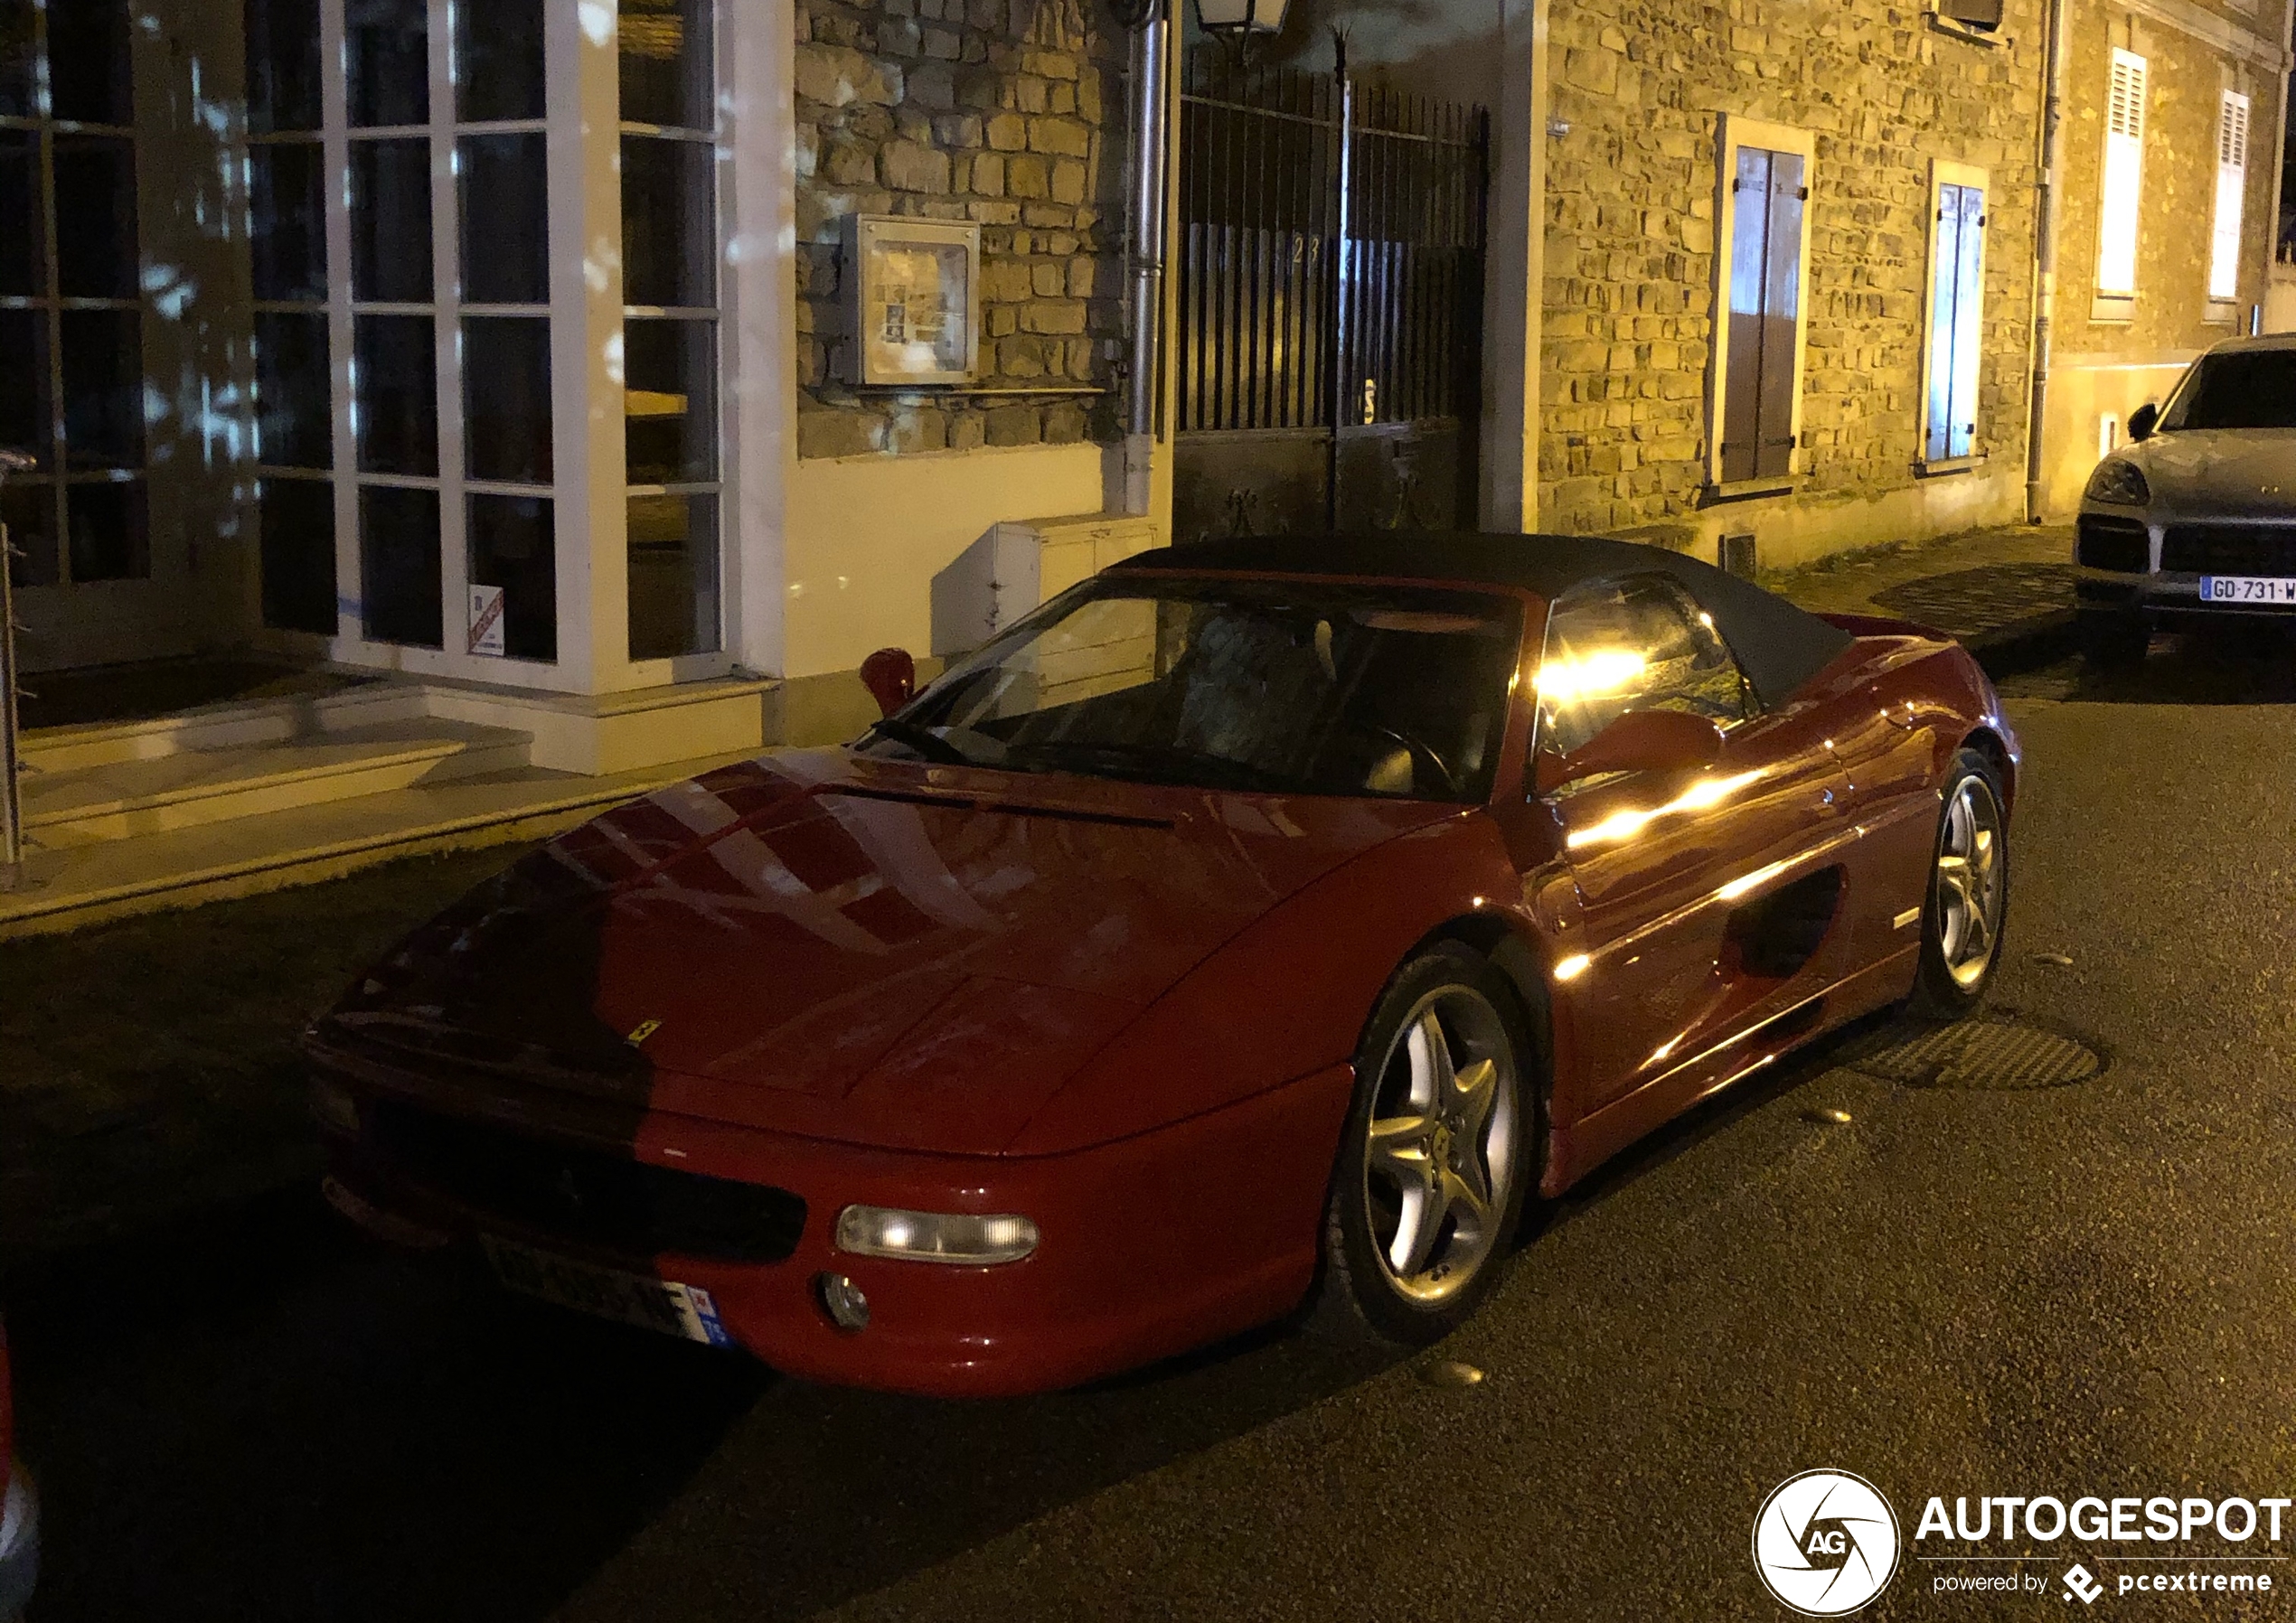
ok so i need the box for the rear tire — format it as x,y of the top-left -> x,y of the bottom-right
2075,610 -> 2148,670
1312,943 -> 1535,1347
1908,747 -> 2010,1017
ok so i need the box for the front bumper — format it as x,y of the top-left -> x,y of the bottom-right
0,1462 -> 38,1622
2075,508 -> 2296,625
313,1050 -> 1354,1398
2074,569 -> 2296,628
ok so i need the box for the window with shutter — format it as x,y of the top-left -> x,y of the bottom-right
1719,145 -> 1806,483
2096,50 -> 2147,299
1924,174 -> 1986,463
2207,90 -> 2250,303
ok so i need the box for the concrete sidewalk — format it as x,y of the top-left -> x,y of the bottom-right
1764,521 -> 2076,660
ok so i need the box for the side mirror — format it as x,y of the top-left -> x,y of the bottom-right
2127,401 -> 2159,443
860,647 -> 917,718
1533,708 -> 1725,794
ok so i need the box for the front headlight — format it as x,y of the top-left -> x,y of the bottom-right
2084,458 -> 2150,506
833,1206 -> 1040,1264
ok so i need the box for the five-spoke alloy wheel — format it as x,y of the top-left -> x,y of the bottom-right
1912,746 -> 2010,1015
1318,943 -> 1535,1345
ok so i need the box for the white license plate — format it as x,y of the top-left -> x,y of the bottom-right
2199,575 -> 2296,604
481,1234 -> 736,1347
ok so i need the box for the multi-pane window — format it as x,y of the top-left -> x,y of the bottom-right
1924,175 -> 1986,464
238,0 -> 720,680
1717,140 -> 1807,484
2095,50 -> 2147,302
345,0 -> 443,650
0,0 -> 147,588
621,0 -> 721,662
456,0 -> 555,662
247,0 -> 334,632
2207,90 -> 2250,305
246,0 -> 557,661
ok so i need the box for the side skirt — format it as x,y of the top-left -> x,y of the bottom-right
1539,943 -> 1920,1196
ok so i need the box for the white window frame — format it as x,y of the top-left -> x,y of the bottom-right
246,0 -> 735,695
1919,159 -> 1988,471
2093,47 -> 2147,320
2207,89 -> 2251,314
1705,115 -> 1816,493
0,9 -> 157,592
614,0 -> 733,687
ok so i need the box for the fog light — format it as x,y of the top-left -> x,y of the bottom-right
310,1075 -> 362,1138
833,1205 -> 1040,1264
817,1271 -> 870,1331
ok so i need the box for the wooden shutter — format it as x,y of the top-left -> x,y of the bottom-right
1924,183 -> 1986,462
1756,153 -> 1805,479
2097,51 -> 2147,296
2209,91 -> 2250,301
1721,147 -> 1772,483
1946,186 -> 1983,458
1720,145 -> 1805,483
1927,188 -> 1964,461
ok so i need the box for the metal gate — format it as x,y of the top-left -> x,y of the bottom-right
1172,57 -> 1488,542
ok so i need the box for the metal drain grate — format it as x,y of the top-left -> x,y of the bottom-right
1848,1018 -> 2102,1090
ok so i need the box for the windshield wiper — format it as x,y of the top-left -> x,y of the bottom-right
862,717 -> 977,766
1006,738 -> 1293,792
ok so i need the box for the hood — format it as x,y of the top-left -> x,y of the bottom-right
2125,428 -> 2296,517
332,749 -> 1455,1153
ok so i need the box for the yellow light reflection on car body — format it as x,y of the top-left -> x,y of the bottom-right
1715,858 -> 1793,902
1564,769 -> 1764,850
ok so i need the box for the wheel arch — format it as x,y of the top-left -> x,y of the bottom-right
1396,912 -> 1557,1113
1958,724 -> 2017,812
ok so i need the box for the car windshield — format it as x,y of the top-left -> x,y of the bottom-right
858,578 -> 1523,802
2159,351 -> 2296,431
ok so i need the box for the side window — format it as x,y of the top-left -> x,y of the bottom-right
1537,577 -> 1755,760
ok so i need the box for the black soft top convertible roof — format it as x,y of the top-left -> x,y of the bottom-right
1111,531 -> 1858,708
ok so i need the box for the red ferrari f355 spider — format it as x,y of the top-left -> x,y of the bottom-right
306,534 -> 2018,1395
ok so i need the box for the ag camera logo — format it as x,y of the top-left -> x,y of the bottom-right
1754,1469 -> 1902,1616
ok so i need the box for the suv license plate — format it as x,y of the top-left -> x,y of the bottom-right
2199,576 -> 2296,604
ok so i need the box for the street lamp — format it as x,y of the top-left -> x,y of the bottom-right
1191,0 -> 1291,42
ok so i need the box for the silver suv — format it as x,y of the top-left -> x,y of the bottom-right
2073,333 -> 2296,666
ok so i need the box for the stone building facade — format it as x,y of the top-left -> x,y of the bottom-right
6,0 -> 2292,772
1281,0 -> 2290,568
1538,0 -> 2047,560
791,0 -> 1127,460
2037,0 -> 2292,511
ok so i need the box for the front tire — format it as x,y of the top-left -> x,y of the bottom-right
1313,943 -> 1535,1346
1908,747 -> 2010,1017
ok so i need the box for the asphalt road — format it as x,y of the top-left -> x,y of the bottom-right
14,641 -> 2296,1622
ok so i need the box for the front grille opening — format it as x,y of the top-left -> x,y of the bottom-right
2075,516 -> 2149,572
368,1102 -> 806,1263
2160,524 -> 2296,576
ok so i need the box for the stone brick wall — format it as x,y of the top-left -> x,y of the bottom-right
794,0 -> 1128,458
2052,5 -> 2283,360
1540,0 -> 2046,537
